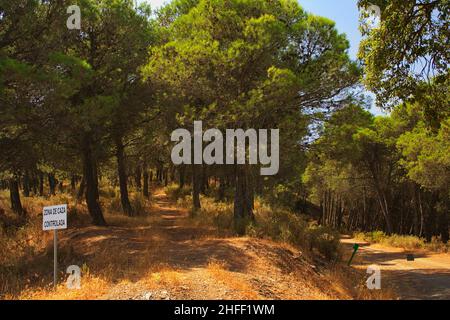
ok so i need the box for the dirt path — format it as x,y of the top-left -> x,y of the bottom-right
53,190 -> 347,300
341,237 -> 450,300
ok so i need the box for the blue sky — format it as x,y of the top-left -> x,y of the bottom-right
138,0 -> 383,114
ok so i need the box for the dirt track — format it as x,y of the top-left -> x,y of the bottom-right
342,237 -> 450,300
55,190 -> 347,300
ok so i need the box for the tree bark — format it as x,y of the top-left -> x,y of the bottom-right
82,137 -> 106,226
218,175 -> 225,201
179,165 -> 185,189
233,165 -> 254,234
39,171 -> 44,196
71,175 -> 77,192
143,166 -> 149,198
48,173 -> 56,196
135,165 -> 142,191
164,168 -> 169,186
115,136 -> 134,216
9,177 -> 25,216
23,171 -> 30,197
192,164 -> 201,210
77,176 -> 86,201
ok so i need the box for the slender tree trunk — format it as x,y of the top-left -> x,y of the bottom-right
200,165 -> 207,194
31,174 -> 38,195
143,167 -> 149,198
77,176 -> 86,201
82,137 -> 106,226
233,165 -> 254,234
192,164 -> 201,210
374,187 -> 393,234
179,165 -> 185,189
39,171 -> 44,196
164,168 -> 169,186
135,165 -> 142,191
115,136 -> 133,216
23,171 -> 30,197
218,175 -> 225,201
438,192 -> 449,243
71,175 -> 77,192
9,177 -> 25,216
48,173 -> 56,196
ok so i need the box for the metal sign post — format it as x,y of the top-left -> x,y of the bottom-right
54,229 -> 58,289
43,204 -> 67,290
347,243 -> 360,266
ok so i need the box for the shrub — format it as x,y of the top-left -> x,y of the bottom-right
353,231 -> 450,252
108,194 -> 122,213
100,186 -> 116,199
131,193 -> 149,216
176,193 -> 342,262
307,225 -> 341,262
165,183 -> 191,200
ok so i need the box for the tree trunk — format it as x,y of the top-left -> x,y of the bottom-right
9,177 -> 25,216
179,165 -> 185,189
200,165 -> 207,194
115,136 -> 134,216
438,192 -> 449,243
192,164 -> 201,210
77,176 -> 86,201
39,171 -> 44,196
218,175 -> 225,201
164,168 -> 169,186
48,173 -> 56,196
82,137 -> 107,226
71,175 -> 77,192
135,165 -> 142,191
23,171 -> 30,197
143,168 -> 149,198
31,174 -> 38,195
233,165 -> 254,234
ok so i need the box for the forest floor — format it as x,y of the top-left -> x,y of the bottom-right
342,237 -> 450,300
8,189 -> 378,300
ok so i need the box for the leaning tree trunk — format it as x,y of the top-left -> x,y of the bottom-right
9,177 -> 25,217
115,136 -> 134,216
82,137 -> 106,226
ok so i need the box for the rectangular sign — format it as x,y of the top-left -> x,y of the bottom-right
43,204 -> 67,231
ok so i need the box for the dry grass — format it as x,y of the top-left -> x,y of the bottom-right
0,185 -> 157,300
16,274 -> 111,300
324,264 -> 396,300
1,186 -> 398,300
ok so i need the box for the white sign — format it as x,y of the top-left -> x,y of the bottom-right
43,204 -> 67,231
